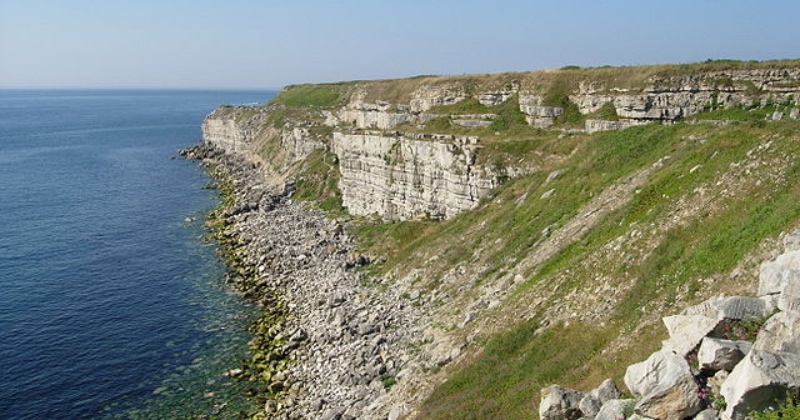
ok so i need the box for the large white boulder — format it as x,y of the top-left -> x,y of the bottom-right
720,350 -> 800,420
624,349 -> 704,420
720,312 -> 800,419
662,314 -> 720,356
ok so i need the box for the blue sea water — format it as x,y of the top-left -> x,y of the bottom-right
0,90 -> 274,419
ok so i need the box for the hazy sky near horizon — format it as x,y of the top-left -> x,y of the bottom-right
1,0 -> 798,89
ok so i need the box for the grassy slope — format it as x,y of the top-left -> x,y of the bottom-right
406,120 -> 800,419
349,118 -> 800,419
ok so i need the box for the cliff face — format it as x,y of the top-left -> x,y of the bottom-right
202,62 -> 800,223
331,132 -> 496,221
201,111 -> 245,154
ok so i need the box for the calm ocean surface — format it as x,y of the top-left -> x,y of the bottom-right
0,89 -> 274,419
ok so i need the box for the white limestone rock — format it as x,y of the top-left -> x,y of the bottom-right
539,385 -> 586,420
681,296 -> 772,321
624,349 -> 703,420
785,228 -> 800,252
694,408 -> 721,420
720,312 -> 800,419
720,350 -> 800,420
661,314 -> 719,356
579,379 -> 623,418
753,311 -> 800,353
584,119 -> 650,133
697,337 -> 751,372
331,132 -> 498,221
759,250 -> 800,313
593,399 -> 634,420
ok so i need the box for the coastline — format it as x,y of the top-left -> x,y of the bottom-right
181,143 -> 420,419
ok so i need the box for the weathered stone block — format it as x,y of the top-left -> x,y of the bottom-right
698,337 -> 751,372
759,250 -> 800,312
539,385 -> 586,420
593,398 -> 634,420
721,350 -> 800,420
662,314 -> 720,356
625,349 -> 704,420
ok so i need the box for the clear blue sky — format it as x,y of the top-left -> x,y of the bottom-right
1,0 -> 798,89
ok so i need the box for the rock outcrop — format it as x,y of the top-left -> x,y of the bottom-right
331,132 -> 498,221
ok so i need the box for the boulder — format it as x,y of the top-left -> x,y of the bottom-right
698,337 -> 752,372
753,311 -> 800,354
578,394 -> 602,419
759,250 -> 800,312
624,349 -> 704,420
784,229 -> 800,252
578,379 -> 620,418
593,398 -> 634,420
539,385 -> 586,420
721,311 -> 800,419
720,350 -> 800,420
682,296 -> 772,321
662,314 -> 719,356
591,378 -> 622,402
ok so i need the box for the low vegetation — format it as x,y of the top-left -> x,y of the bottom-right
291,149 -> 345,214
271,83 -> 355,107
750,392 -> 800,420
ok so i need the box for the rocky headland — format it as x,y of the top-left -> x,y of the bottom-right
186,60 -> 800,419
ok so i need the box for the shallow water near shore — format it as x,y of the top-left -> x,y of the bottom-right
0,89 -> 274,419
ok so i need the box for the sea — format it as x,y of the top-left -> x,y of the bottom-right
0,89 -> 275,419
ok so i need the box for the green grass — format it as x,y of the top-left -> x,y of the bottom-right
588,102 -> 620,121
428,97 -> 492,114
419,321 -> 613,419
367,120 -> 800,419
691,103 -> 794,122
272,83 -> 354,107
488,94 -> 531,134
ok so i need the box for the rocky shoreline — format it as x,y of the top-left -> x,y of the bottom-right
180,143 -> 420,419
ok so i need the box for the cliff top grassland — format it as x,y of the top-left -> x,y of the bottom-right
273,58 -> 800,107
202,59 -> 800,419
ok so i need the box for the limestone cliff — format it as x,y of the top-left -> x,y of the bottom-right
331,132 -> 496,221
201,60 -> 800,222
196,60 -> 800,420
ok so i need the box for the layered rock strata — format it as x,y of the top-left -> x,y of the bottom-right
331,132 -> 499,221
